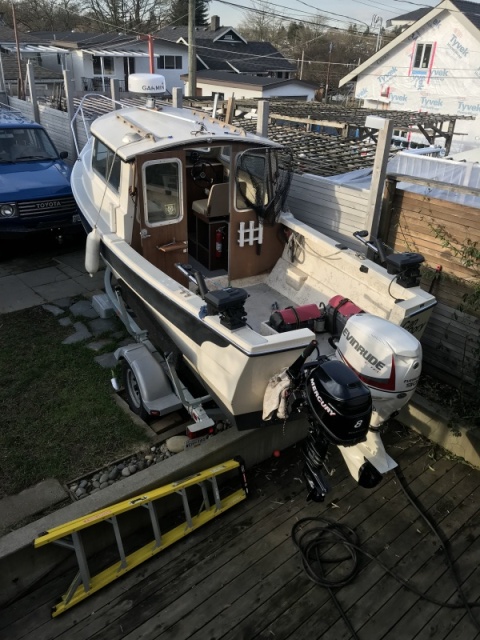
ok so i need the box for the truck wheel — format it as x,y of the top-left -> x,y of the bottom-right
122,362 -> 149,421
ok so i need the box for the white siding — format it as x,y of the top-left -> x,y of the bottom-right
287,173 -> 369,248
355,11 -> 480,153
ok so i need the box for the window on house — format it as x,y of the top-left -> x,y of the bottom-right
92,55 -> 114,75
92,138 -> 122,191
413,43 -> 433,69
157,55 -> 182,69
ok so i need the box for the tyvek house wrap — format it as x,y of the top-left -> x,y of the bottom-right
354,11 -> 480,154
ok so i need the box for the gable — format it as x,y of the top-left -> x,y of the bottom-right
340,0 -> 480,87
214,29 -> 244,43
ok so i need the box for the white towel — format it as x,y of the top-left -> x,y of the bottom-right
262,369 -> 292,421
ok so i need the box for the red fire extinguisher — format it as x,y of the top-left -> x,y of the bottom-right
215,226 -> 224,258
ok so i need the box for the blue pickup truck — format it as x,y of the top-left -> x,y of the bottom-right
0,108 -> 81,239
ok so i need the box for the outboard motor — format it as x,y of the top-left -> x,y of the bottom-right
284,342 -> 379,502
335,314 -> 422,428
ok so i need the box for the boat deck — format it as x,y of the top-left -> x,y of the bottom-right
3,426 -> 480,640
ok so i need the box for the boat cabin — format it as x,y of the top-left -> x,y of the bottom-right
87,105 -> 288,289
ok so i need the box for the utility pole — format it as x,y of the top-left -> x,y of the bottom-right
188,0 -> 196,97
299,50 -> 304,81
324,42 -> 332,103
371,14 -> 383,52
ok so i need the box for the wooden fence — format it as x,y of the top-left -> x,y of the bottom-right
385,186 -> 480,385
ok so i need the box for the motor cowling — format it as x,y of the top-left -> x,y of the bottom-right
305,359 -> 372,446
336,314 -> 422,427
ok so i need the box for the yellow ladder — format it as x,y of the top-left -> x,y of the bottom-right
34,457 -> 248,617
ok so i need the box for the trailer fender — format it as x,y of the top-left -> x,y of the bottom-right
115,343 -> 173,403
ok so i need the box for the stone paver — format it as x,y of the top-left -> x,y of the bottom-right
62,321 -> 92,344
94,352 -> 117,368
42,304 -> 65,316
89,317 -> 120,336
70,300 -> 99,319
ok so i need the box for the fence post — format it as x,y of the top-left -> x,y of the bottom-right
172,87 -> 183,109
110,78 -> 120,109
256,100 -> 269,138
26,61 -> 40,123
63,68 -> 77,160
364,116 -> 394,240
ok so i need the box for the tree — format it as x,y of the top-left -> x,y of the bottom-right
81,0 -> 168,33
238,0 -> 287,43
0,0 -> 86,32
166,0 -> 210,27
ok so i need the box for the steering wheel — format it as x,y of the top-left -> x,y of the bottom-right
191,161 -> 216,189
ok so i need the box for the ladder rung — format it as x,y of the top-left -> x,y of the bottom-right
51,489 -> 246,617
35,459 -> 242,548
35,458 -> 249,617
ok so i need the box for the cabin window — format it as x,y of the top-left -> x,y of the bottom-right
235,150 -> 268,210
143,159 -> 182,226
413,43 -> 433,69
92,139 -> 122,191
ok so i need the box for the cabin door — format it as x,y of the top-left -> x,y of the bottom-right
134,151 -> 188,286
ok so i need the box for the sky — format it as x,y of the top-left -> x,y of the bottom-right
210,0 -> 440,31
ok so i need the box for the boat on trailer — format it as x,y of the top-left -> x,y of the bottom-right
71,75 -> 436,497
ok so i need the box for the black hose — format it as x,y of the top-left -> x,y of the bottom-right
292,467 -> 480,639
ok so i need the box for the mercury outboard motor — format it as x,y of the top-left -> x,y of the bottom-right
285,342 -> 379,502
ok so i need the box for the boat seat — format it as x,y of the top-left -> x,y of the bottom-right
192,182 -> 229,218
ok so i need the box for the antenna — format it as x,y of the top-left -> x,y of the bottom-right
127,73 -> 166,108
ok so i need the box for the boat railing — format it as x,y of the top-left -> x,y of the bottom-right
70,93 -> 134,156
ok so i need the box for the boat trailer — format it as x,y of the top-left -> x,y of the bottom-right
93,267 -> 218,437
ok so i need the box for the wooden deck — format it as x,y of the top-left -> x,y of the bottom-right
2,426 -> 480,640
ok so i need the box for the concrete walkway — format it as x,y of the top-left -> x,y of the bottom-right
0,247 -> 105,314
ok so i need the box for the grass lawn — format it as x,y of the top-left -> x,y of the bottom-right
0,305 -> 149,498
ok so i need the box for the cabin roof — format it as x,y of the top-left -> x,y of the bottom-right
89,104 -> 277,160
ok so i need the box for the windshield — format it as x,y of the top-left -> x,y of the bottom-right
0,127 -> 59,163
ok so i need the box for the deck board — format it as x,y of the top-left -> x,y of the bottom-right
3,427 -> 480,640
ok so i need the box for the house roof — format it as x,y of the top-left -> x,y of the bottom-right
154,24 -> 247,44
0,24 -> 42,44
0,52 -> 63,81
183,70 -> 315,90
195,40 -> 295,73
386,8 -> 430,28
27,31 -> 136,48
340,0 -> 480,87
155,20 -> 294,74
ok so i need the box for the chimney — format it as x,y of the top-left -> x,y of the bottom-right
210,15 -> 220,31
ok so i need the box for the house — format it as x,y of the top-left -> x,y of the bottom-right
23,31 -> 189,95
0,17 -> 64,99
339,0 -> 480,153
185,71 -> 316,100
155,15 -> 297,89
386,8 -> 431,31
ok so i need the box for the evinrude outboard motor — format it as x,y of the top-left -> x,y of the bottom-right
285,342 -> 378,502
335,313 -> 422,429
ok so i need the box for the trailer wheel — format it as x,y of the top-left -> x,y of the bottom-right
122,362 -> 149,421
